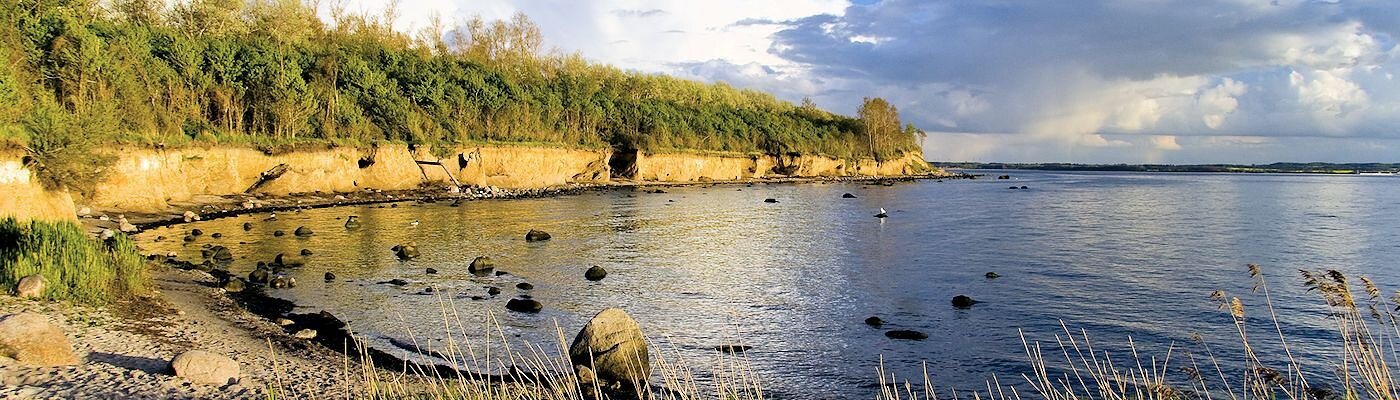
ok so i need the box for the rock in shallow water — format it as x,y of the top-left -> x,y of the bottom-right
525,229 -> 552,242
569,308 -> 649,397
864,316 -> 884,327
584,266 -> 607,281
506,298 -> 542,313
952,295 -> 977,308
885,330 -> 928,340
469,256 -> 494,274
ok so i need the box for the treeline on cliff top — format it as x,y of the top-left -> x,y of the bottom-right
0,0 -> 924,166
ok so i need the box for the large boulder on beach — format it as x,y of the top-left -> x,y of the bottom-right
569,308 -> 650,396
15,275 -> 47,299
0,313 -> 78,366
525,229 -> 552,242
170,350 -> 239,386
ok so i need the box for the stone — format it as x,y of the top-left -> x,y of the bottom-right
864,316 -> 884,327
425,268 -> 438,274
0,313 -> 78,367
208,246 -> 234,262
842,193 -> 857,198
300,249 -> 313,256
275,318 -> 295,326
715,344 -> 752,353
170,350 -> 239,385
569,308 -> 649,396
585,266 -> 607,281
985,272 -> 1000,279
381,279 -> 410,286
191,229 -> 203,236
248,267 -> 271,284
182,211 -> 200,223
763,198 -> 779,203
210,232 -> 222,239
392,244 -> 420,260
469,256 -> 494,275
15,275 -> 47,299
293,329 -> 317,340
274,253 -> 306,268
242,222 -> 252,231
324,272 -> 336,281
1020,186 -> 1029,190
486,287 -> 502,296
269,274 -> 296,289
952,295 -> 977,308
294,226 -> 313,237
344,216 -> 360,229
516,282 -> 534,290
222,278 -> 246,293
118,218 -> 138,233
506,298 -> 542,313
182,234 -> 195,242
273,230 -> 285,237
885,330 -> 928,340
525,229 -> 552,242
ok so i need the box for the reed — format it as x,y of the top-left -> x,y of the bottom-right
0,217 -> 148,304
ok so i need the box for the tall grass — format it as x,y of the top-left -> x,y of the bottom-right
0,217 -> 148,304
876,265 -> 1400,400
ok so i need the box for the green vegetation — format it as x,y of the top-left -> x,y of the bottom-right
0,217 -> 148,304
0,0 -> 922,194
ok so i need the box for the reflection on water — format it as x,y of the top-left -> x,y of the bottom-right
137,171 -> 1400,399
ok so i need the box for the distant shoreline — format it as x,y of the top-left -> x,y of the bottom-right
933,162 -> 1400,175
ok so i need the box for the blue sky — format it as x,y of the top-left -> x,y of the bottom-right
332,0 -> 1400,163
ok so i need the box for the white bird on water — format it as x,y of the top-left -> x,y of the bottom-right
874,208 -> 888,218
409,220 -> 420,227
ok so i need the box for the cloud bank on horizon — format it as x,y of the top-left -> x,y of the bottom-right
333,0 -> 1400,163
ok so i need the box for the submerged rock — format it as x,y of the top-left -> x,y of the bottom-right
864,316 -> 884,327
248,267 -> 271,284
300,249 -> 313,256
274,253 -> 306,268
525,229 -> 552,242
715,344 -> 752,353
585,266 -> 608,281
885,330 -> 928,340
381,279 -> 410,286
506,298 -> 543,313
952,295 -> 977,308
569,308 -> 649,397
344,216 -> 361,229
842,193 -> 857,198
294,226 -> 313,237
984,272 -> 1000,279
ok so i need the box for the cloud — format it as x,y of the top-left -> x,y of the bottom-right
612,9 -> 667,18
1151,136 -> 1183,151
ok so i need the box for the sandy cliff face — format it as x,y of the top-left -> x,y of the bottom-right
630,150 -> 933,182
0,152 -> 76,222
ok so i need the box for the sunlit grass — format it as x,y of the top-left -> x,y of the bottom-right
0,217 -> 148,304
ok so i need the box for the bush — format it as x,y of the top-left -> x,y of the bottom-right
0,217 -> 148,304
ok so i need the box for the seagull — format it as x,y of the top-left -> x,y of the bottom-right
263,213 -> 277,221
874,208 -> 888,218
409,220 -> 420,227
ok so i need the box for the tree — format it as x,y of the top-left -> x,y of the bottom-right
857,97 -> 900,161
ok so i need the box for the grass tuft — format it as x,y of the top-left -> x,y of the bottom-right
0,217 -> 148,304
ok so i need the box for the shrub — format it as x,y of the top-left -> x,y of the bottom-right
0,217 -> 148,304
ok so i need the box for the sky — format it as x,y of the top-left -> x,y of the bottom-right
328,0 -> 1400,163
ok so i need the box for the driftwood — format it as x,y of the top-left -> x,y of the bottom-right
245,164 -> 289,193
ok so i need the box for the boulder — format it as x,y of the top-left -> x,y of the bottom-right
191,229 -> 203,236
842,193 -> 857,199
864,316 -> 884,327
273,230 -> 285,237
15,275 -> 47,299
516,282 -> 534,290
425,268 -> 438,274
242,222 -> 252,231
984,272 -> 1000,279
469,256 -> 494,275
300,249 -> 313,256
0,313 -> 78,366
170,350 -> 239,386
222,278 -> 246,293
506,298 -> 542,313
392,244 -> 420,260
182,211 -> 200,222
569,308 -> 650,396
208,246 -> 234,262
248,268 -> 271,284
885,330 -> 928,340
293,226 -> 313,237
585,266 -> 608,281
292,329 -> 317,340
952,295 -> 977,308
344,216 -> 361,229
274,253 -> 306,268
323,272 -> 335,281
486,287 -> 502,296
525,229 -> 552,242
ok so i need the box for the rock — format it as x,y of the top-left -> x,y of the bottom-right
381,279 -> 410,286
293,329 -> 317,340
763,198 -> 779,203
209,246 -> 234,262
392,244 -> 420,260
275,318 -> 294,326
842,193 -> 857,198
294,226 -> 313,237
984,272 -> 1000,279
864,316 -> 884,327
191,229 -> 204,236
242,222 -> 252,231
885,330 -> 928,340
715,344 -> 752,353
997,175 -> 1010,180
344,216 -> 360,229
952,295 -> 977,308
494,270 -> 509,276
569,308 -> 649,396
516,282 -> 534,290
210,232 -> 222,239
222,278 -> 246,293
0,313 -> 78,367
324,272 -> 336,281
248,268 -> 271,284
468,256 -> 494,275
425,268 -> 438,274
585,266 -> 608,281
525,229 -> 552,242
274,253 -> 306,268
506,298 -> 542,313
118,219 -> 138,233
77,206 -> 91,217
242,201 -> 256,209
486,287 -> 502,296
182,234 -> 195,242
170,350 -> 239,385
299,248 -> 313,256
15,275 -> 47,299
273,230 -> 285,237
1020,186 -> 1029,189
269,274 -> 296,289
182,211 -> 200,222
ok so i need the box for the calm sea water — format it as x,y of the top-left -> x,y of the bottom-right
137,170 -> 1400,399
